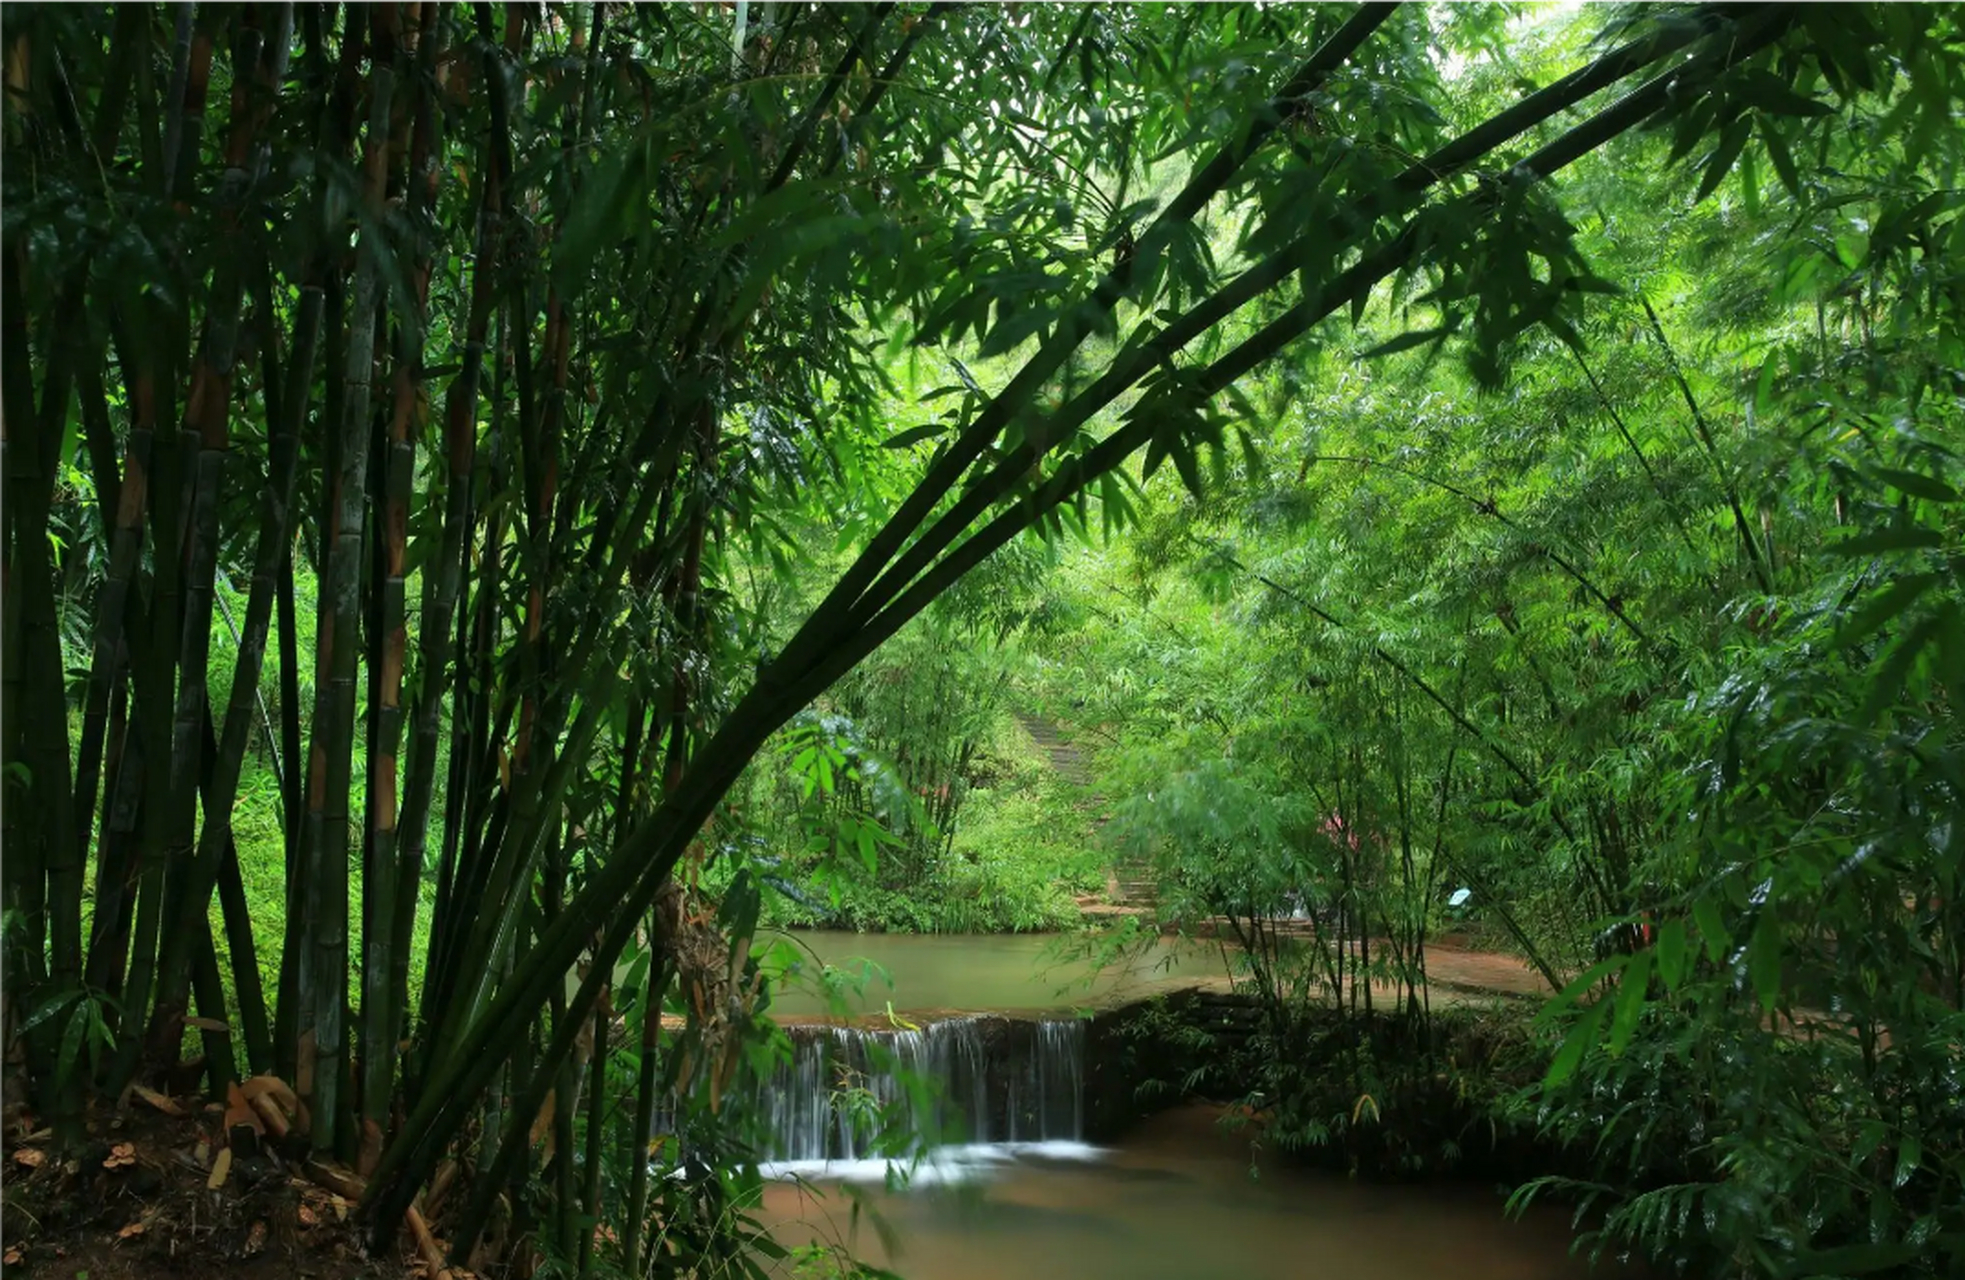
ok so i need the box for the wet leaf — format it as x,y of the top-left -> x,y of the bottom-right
1544,1001 -> 1606,1089
1655,919 -> 1688,991
1829,525 -> 1944,555
1894,1135 -> 1921,1188
1872,466 -> 1960,503
1609,951 -> 1652,1056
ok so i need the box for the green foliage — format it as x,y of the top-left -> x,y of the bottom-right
8,2 -> 1964,1275
751,706 -> 1096,934
1018,8 -> 1965,1275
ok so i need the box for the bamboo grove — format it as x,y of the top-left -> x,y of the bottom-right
3,1 -> 1958,1271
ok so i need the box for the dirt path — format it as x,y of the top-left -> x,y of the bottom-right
1014,712 -> 1160,911
1013,712 -> 1093,787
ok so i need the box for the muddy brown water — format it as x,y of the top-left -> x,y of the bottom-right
740,933 -> 1626,1279
758,1103 -> 1639,1280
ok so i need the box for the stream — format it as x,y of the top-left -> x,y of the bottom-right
735,932 -> 1635,1279
760,1104 -> 1632,1280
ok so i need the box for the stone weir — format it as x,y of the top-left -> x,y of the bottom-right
745,1015 -> 1088,1163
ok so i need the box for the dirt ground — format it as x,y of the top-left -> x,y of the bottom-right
0,1091 -> 421,1280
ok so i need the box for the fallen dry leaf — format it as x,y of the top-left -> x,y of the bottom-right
297,1203 -> 319,1228
185,1016 -> 230,1033
12,1147 -> 45,1168
131,1084 -> 186,1117
2,1245 -> 20,1264
244,1220 -> 268,1255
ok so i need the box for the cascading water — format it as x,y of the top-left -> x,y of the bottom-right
1006,1018 -> 1084,1142
749,1015 -> 1095,1181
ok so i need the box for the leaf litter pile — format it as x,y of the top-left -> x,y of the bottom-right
1,1076 -> 466,1280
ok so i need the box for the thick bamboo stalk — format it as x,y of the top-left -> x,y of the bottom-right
85,672 -> 143,1002
302,5 -> 400,1155
620,951 -> 671,1277
109,371 -> 185,1092
394,154 -> 499,1050
1,251 -> 78,1010
421,507 -> 506,1032
106,0 -> 230,1090
189,910 -> 236,1093
576,989 -> 607,1279
361,0 -> 445,1164
430,663 -> 622,1074
70,366 -> 132,865
277,5 -> 368,1085
151,15 -> 272,1053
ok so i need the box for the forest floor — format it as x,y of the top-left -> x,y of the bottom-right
0,1089 -> 435,1280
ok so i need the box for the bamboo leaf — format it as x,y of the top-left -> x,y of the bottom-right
1171,442 -> 1204,500
1733,70 -> 1836,118
1693,896 -> 1727,964
881,423 -> 946,450
1872,466 -> 1960,503
1828,526 -> 1944,555
553,149 -> 642,288
1655,919 -> 1687,992
58,1003 -> 89,1088
1607,951 -> 1651,1056
1544,1001 -> 1606,1089
1360,327 -> 1448,359
1539,955 -> 1624,1025
1893,1134 -> 1921,1188
19,989 -> 84,1035
1757,117 -> 1802,199
1835,573 -> 1939,648
1860,614 -> 1941,725
1695,116 -> 1752,205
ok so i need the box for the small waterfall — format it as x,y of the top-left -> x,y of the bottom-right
1007,1019 -> 1085,1142
748,1015 -> 1090,1176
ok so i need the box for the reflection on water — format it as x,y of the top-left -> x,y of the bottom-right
760,1105 -> 1639,1280
761,929 -> 1219,1017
